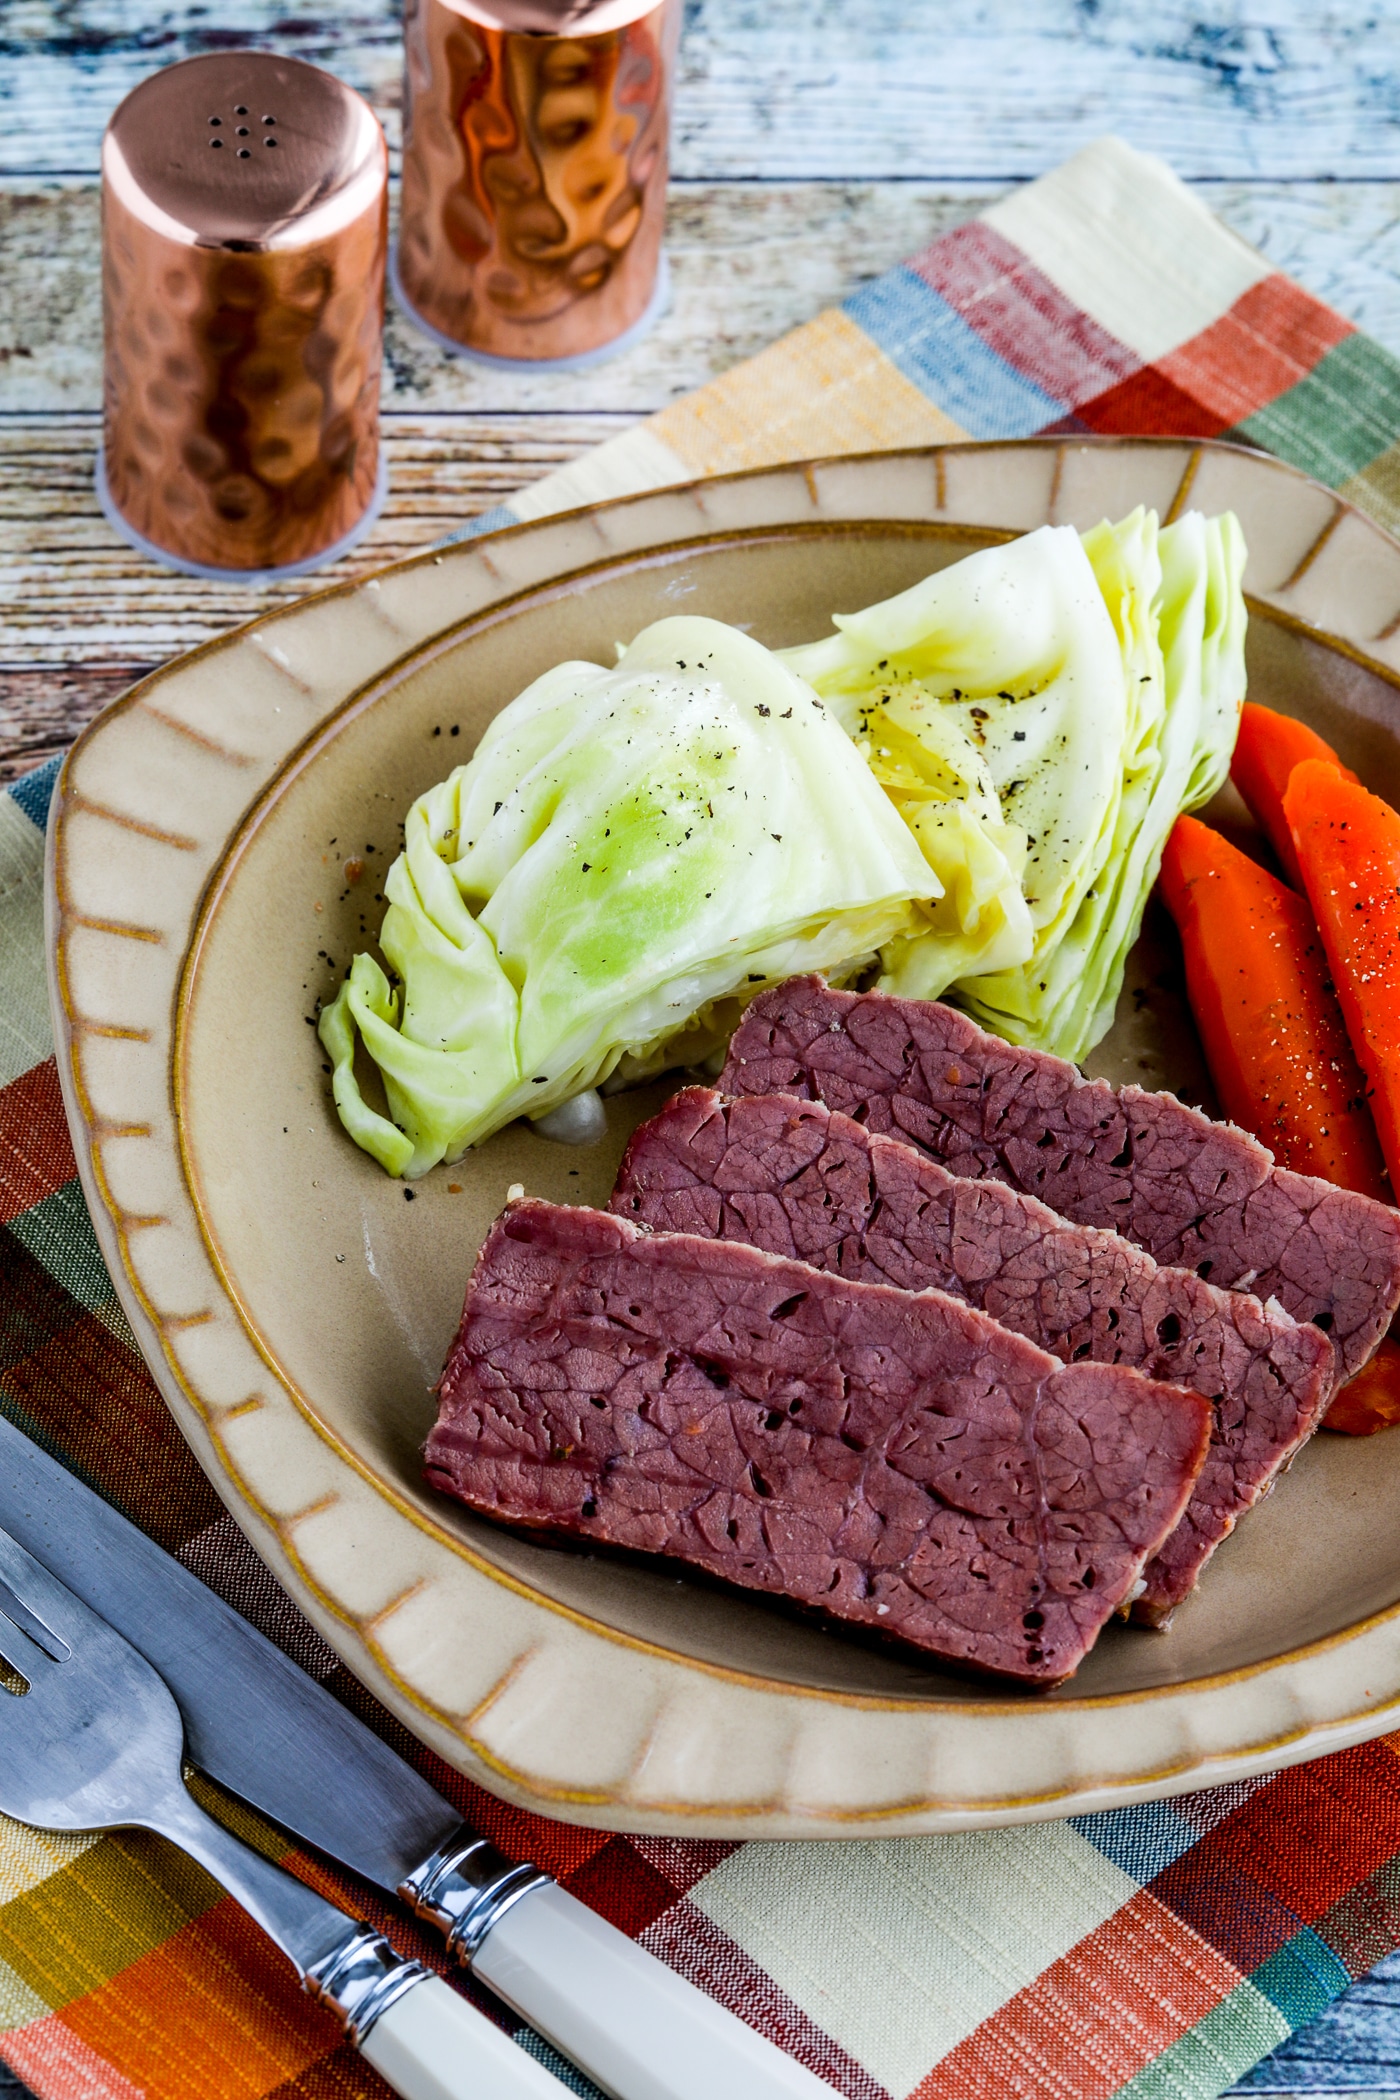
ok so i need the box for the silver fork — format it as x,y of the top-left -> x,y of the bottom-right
0,1525 -> 561,2100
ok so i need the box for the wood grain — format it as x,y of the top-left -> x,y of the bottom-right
9,0 -> 1400,179
0,410 -> 624,646
0,178 -> 989,766
10,3 -> 1400,798
0,179 -> 995,416
12,168 -> 1400,780
13,176 -> 1400,415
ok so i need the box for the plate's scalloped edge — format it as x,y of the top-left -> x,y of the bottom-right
44,437 -> 1400,1835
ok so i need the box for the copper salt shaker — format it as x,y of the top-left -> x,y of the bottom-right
100,52 -> 388,579
396,0 -> 679,368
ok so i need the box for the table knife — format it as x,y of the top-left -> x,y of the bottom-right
0,1416 -> 831,2100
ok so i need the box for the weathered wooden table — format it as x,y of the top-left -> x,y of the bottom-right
9,0 -> 1400,797
6,3 -> 1400,2084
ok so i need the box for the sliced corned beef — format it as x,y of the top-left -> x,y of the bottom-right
428,1199 -> 1212,1686
720,977 -> 1400,1385
612,1088 -> 1334,1625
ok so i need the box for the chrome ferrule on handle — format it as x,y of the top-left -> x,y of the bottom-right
303,1923 -> 433,2048
399,1829 -> 552,1964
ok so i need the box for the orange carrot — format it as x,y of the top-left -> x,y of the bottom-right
1159,813 -> 1388,1198
1230,702 -> 1358,888
1322,1338 -> 1400,1434
1285,757 -> 1400,1198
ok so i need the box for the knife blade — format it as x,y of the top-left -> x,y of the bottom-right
0,1414 -> 833,2100
0,1411 -> 460,1885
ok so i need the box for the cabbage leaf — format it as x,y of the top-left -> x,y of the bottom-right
781,509 -> 1246,1063
958,510 -> 1246,1057
782,523 -> 1128,1002
320,616 -> 936,1176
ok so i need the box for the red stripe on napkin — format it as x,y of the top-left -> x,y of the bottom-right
914,1889 -> 1243,2100
1157,276 -> 1355,426
909,220 -> 1142,407
0,1061 -> 75,1226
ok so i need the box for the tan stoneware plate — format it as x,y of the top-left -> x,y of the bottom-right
47,438 -> 1400,1837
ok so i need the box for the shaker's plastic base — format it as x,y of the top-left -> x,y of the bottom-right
94,449 -> 389,585
389,248 -> 670,373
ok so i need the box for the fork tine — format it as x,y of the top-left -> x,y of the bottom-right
0,1524 -> 93,1648
0,1610 -> 48,1685
0,1519 -> 188,1840
0,1575 -> 70,1662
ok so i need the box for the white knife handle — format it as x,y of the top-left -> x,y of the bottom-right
361,1975 -> 563,2100
472,1883 -> 836,2100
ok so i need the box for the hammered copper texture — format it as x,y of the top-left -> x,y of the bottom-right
399,0 -> 677,361
101,53 -> 387,572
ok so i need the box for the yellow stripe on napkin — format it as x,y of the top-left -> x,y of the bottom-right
0,1817 -> 100,1909
651,307 -> 968,475
509,308 -> 968,527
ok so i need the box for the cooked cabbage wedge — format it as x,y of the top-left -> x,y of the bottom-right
782,509 -> 1247,1061
320,616 -> 937,1176
783,523 -> 1128,1002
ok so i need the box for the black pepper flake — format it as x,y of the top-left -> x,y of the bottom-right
403,1188 -> 416,1201
756,704 -> 771,717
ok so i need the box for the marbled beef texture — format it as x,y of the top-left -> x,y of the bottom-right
613,1089 -> 1335,1625
721,977 -> 1400,1385
429,1200 -> 1212,1687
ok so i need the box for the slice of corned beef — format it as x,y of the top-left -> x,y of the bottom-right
720,977 -> 1400,1385
428,1198 -> 1212,1686
612,1088 -> 1334,1625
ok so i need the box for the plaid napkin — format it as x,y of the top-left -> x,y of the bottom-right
5,134 -> 1400,2100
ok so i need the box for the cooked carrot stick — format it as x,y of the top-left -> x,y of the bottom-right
1285,758 -> 1400,1201
1159,813 -> 1388,1198
1322,1338 -> 1400,1434
1230,702 -> 1358,888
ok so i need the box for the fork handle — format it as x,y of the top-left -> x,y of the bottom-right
145,1789 -> 558,2098
363,1976 -> 562,2099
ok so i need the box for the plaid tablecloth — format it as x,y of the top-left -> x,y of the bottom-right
6,133 -> 1400,2100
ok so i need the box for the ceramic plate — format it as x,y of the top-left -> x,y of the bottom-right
48,438 -> 1400,1836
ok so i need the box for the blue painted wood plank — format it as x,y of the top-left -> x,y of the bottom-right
1234,1949 -> 1400,2090
9,0 -> 1400,179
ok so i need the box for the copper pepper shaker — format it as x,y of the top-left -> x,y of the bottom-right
100,52 -> 388,579
395,0 -> 679,368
